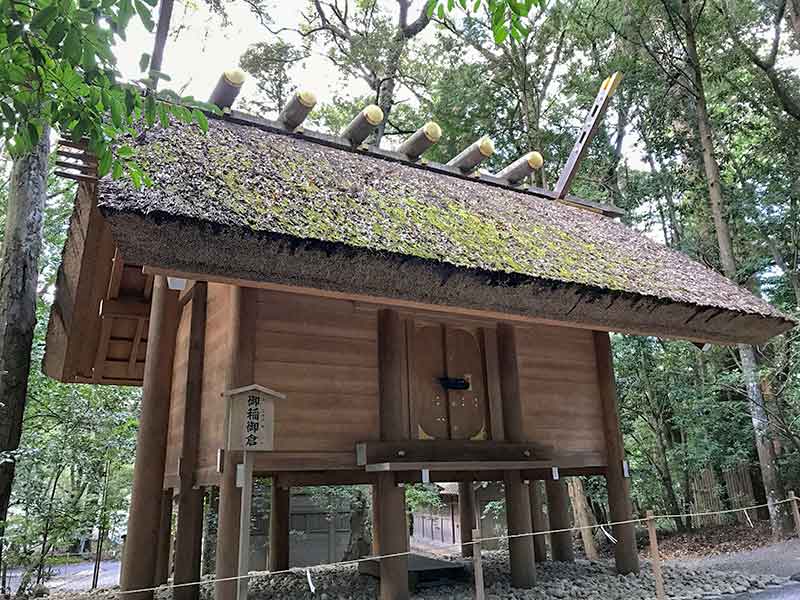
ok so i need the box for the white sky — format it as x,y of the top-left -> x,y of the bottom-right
115,1 -> 376,112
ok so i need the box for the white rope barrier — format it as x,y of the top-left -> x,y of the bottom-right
101,494 -> 799,596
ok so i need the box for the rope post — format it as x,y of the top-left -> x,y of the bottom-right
790,491 -> 800,538
645,511 -> 666,600
472,528 -> 485,600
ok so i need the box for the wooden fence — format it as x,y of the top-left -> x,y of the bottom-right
691,462 -> 758,527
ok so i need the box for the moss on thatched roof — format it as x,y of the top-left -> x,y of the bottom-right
97,117 -> 788,332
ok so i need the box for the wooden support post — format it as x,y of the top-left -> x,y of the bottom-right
120,276 -> 179,600
645,511 -> 666,600
594,332 -> 639,575
528,481 -> 548,562
174,282 -> 207,600
458,481 -> 476,558
497,324 -> 535,588
216,287 -> 257,600
372,487 -> 381,555
376,309 -> 410,599
472,528 -> 485,600
237,453 -> 254,600
790,491 -> 800,537
546,478 -> 574,562
376,472 -> 409,600
269,478 -> 290,571
174,490 -> 204,600
504,471 -> 535,588
154,490 -> 174,585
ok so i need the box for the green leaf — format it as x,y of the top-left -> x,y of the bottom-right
117,145 -> 135,158
63,27 -> 82,64
145,93 -> 156,126
134,0 -> 154,31
157,103 -> 169,128
98,149 -> 113,176
437,4 -> 445,19
112,160 -> 123,179
149,69 -> 171,82
139,52 -> 150,73
0,102 -> 15,124
110,96 -> 123,128
7,25 -> 23,44
30,5 -> 59,31
426,0 -> 437,18
493,23 -> 508,44
27,122 -> 40,146
193,109 -> 208,133
46,19 -> 68,46
507,0 -> 530,17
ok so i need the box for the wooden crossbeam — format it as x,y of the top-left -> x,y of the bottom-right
366,460 -> 553,472
55,160 -> 95,174
100,298 -> 151,319
356,440 -> 550,466
54,171 -> 97,183
554,72 -> 623,199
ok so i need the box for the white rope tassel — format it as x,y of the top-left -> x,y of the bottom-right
743,508 -> 754,528
600,524 -> 617,544
306,568 -> 316,593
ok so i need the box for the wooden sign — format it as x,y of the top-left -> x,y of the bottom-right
224,384 -> 286,451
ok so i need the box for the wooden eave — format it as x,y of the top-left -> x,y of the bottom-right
43,181 -> 794,387
43,183 -> 154,385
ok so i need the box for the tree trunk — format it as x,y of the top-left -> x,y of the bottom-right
680,0 -> 788,537
342,489 -> 371,561
0,128 -> 49,533
790,0 -> 800,40
566,477 -> 598,560
373,41 -> 404,147
652,421 -> 685,531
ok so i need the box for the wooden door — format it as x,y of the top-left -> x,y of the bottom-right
411,325 -> 449,440
409,323 -> 489,440
445,328 -> 489,440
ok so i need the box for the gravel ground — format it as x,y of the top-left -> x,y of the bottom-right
41,551 -> 791,600
670,538 -> 800,579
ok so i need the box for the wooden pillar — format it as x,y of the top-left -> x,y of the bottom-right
528,481 -> 547,562
269,478 -> 290,571
154,490 -> 174,585
376,472 -> 408,600
376,309 -> 409,600
546,478 -> 574,562
594,332 -> 639,574
174,283 -> 207,600
458,481 -> 476,558
174,489 -> 204,600
371,488 -> 381,555
497,324 -> 535,588
120,276 -> 179,600
216,287 -> 257,600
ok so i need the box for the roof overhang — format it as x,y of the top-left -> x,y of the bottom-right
102,207 -> 794,346
43,184 -> 794,387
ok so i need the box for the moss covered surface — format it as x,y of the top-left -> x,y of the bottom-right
98,119 -> 784,319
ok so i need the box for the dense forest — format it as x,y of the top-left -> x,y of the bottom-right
2,0 -> 800,586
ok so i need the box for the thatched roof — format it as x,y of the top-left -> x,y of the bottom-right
96,115 -> 793,344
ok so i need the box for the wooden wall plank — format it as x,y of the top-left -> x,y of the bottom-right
195,283 -> 232,473
252,290 -> 381,454
516,324 -> 607,459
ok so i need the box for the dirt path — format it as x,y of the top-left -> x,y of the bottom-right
668,538 -> 800,579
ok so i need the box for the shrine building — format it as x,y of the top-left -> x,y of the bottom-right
43,72 -> 793,600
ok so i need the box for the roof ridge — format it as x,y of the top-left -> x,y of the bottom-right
210,109 -> 625,218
